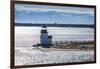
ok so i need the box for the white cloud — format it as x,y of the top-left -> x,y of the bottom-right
15,4 -> 94,16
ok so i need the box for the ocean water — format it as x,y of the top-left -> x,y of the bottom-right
15,26 -> 94,47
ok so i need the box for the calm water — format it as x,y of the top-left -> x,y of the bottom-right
15,27 -> 94,47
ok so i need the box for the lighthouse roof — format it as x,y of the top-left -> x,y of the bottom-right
42,24 -> 47,28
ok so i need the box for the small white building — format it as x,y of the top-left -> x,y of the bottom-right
40,25 -> 52,48
48,35 -> 52,46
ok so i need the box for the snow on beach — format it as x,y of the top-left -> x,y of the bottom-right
15,47 -> 94,65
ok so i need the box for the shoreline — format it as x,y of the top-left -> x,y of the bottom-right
33,41 -> 94,51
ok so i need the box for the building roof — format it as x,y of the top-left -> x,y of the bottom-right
48,35 -> 52,38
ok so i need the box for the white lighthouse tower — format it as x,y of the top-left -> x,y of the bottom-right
40,25 -> 48,48
40,24 -> 52,48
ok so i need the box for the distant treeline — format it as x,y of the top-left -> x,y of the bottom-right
15,23 -> 94,28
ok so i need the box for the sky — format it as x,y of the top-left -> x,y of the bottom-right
15,4 -> 94,24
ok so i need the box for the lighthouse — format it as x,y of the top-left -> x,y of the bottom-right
40,24 -> 52,48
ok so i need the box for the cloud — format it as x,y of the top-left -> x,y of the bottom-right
15,4 -> 94,16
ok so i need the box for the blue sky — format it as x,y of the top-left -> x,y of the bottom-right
15,4 -> 94,24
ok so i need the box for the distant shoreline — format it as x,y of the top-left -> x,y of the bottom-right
15,23 -> 94,28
